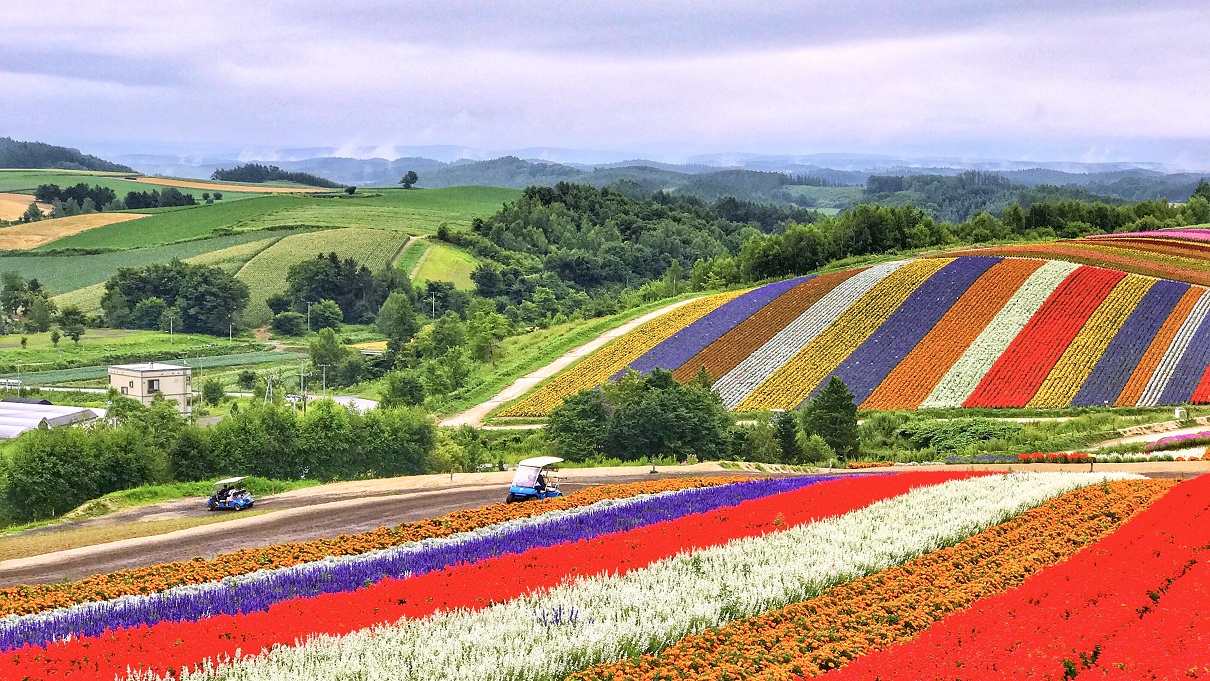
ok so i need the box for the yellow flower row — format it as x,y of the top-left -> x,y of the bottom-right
736,259 -> 951,411
500,290 -> 749,417
1028,274 -> 1155,408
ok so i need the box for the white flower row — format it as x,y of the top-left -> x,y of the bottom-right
2,487 -> 697,638
714,261 -> 906,409
158,472 -> 1137,681
922,260 -> 1080,408
1138,288 -> 1210,406
1097,447 -> 1206,462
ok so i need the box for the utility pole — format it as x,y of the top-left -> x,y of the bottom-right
430,293 -> 436,318
169,316 -> 173,345
299,360 -> 312,414
229,322 -> 233,345
317,364 -> 330,395
306,302 -> 312,333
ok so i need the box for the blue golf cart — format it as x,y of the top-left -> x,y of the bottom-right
207,476 -> 255,511
506,456 -> 563,503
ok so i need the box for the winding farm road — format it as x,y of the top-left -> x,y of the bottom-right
0,465 -> 746,586
439,297 -> 702,428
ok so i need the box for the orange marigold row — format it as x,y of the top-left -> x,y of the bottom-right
570,478 -> 1175,681
0,476 -> 739,617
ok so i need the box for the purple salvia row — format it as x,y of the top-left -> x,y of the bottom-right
1072,279 -> 1188,406
611,276 -> 812,381
0,476 -> 830,652
808,256 -> 1001,406
1158,308 -> 1210,404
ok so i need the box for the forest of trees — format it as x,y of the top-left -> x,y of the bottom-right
101,259 -> 250,334
0,137 -> 133,172
211,163 -> 340,188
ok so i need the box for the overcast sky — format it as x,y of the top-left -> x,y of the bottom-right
3,1 -> 1209,166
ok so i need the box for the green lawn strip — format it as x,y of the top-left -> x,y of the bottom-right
411,241 -> 478,289
395,239 -> 431,275
0,228 -> 317,294
0,169 -> 261,205
1,351 -> 308,385
236,228 -> 412,325
0,329 -> 262,373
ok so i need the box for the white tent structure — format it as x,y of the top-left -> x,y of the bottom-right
0,401 -> 100,439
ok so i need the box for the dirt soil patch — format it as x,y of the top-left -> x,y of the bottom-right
0,193 -> 52,221
0,212 -> 148,250
131,177 -> 323,193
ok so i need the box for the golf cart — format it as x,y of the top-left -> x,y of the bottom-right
506,456 -> 563,503
207,476 -> 255,511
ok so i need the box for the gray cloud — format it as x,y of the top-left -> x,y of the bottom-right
1,1 -> 1208,167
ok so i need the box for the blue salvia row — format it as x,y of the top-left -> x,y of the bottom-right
0,475 -> 831,651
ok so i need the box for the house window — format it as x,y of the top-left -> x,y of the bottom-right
121,386 -> 128,395
147,379 -> 161,392
128,381 -> 134,388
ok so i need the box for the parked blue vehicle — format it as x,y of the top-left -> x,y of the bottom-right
207,476 -> 255,511
506,456 -> 563,503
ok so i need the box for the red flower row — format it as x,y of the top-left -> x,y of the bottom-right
965,266 -> 1124,408
821,473 -> 1210,679
4,472 -> 975,681
1016,452 -> 1092,463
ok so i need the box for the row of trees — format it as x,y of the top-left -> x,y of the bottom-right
101,259 -> 250,335
211,163 -> 340,189
545,369 -> 860,466
2,395 -> 438,522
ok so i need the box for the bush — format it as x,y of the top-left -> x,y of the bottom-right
309,299 -> 343,330
201,378 -> 224,406
381,372 -> 426,408
271,311 -> 306,336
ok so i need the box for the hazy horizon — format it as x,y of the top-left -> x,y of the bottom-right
5,1 -> 1209,169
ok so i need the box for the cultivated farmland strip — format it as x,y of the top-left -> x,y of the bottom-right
825,256 -> 999,405
920,259 -> 1079,408
1027,273 -> 1155,408
1138,288 -> 1210,406
862,257 -> 1043,410
1071,279 -> 1188,406
712,261 -> 906,409
737,258 -> 953,412
1116,286 -> 1205,406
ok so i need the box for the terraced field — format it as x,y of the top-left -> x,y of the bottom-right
502,235 -> 1210,416
411,241 -> 478,289
236,228 -> 411,325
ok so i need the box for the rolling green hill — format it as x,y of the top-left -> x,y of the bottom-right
411,241 -> 479,289
236,228 -> 412,325
0,169 -> 261,204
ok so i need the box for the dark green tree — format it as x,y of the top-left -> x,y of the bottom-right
773,412 -> 801,464
547,389 -> 611,462
400,171 -> 419,189
800,376 -> 859,460
309,299 -> 343,331
271,311 -> 306,336
376,291 -> 419,342
1192,179 -> 1210,202
202,378 -> 225,406
56,306 -> 88,343
168,427 -> 218,481
381,372 -> 426,407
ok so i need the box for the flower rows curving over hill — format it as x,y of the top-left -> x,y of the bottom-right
502,242 -> 1210,416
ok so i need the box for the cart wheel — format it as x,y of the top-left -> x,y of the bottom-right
505,493 -> 521,504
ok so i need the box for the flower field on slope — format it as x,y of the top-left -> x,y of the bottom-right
505,252 -> 1210,415
3,471 -> 1201,681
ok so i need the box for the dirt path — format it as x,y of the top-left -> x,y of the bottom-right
392,234 -> 425,269
1095,423 -> 1210,450
439,297 -> 702,428
0,465 -> 743,586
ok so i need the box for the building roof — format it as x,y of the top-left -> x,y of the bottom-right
1,397 -> 52,405
109,362 -> 190,372
0,403 -> 99,439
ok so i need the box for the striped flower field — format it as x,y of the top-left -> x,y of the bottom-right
6,471 -> 1207,680
503,249 -> 1210,416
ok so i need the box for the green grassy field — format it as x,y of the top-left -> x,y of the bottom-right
36,186 -> 519,252
0,169 -> 261,203
50,237 -> 282,314
0,229 -> 312,295
395,238 -> 430,273
1,350 -> 308,386
411,241 -> 478,289
782,185 -> 866,214
38,195 -> 303,250
236,228 -> 411,325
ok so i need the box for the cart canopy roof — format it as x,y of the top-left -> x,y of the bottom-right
516,456 -> 563,470
212,476 -> 247,487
